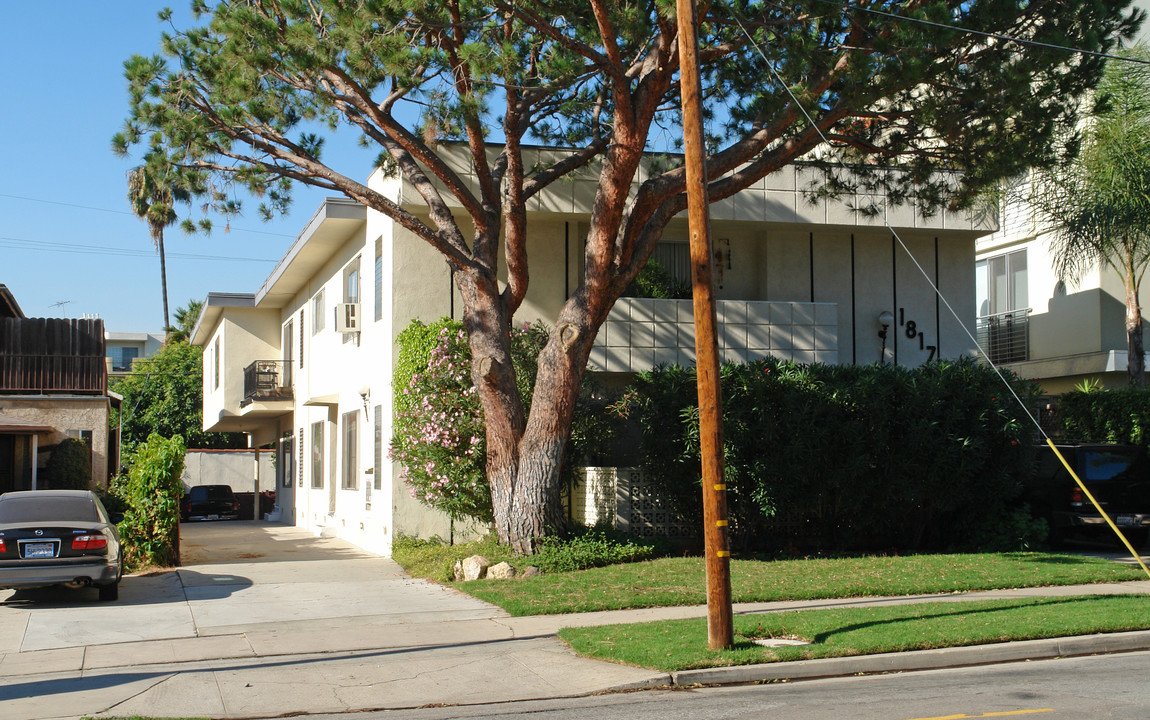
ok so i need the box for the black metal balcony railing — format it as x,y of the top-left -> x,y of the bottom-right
242,360 -> 292,405
976,308 -> 1030,364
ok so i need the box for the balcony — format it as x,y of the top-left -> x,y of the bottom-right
241,360 -> 293,407
589,298 -> 839,372
0,355 -> 107,394
976,309 -> 1030,364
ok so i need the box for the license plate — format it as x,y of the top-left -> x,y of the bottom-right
1117,514 -> 1138,527
206,514 -> 219,521
24,542 -> 56,559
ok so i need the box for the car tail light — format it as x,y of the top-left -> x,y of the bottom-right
0,538 -> 5,552
1069,488 -> 1085,508
72,535 -> 108,551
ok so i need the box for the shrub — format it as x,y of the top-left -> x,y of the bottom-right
44,437 -> 92,490
117,433 -> 186,570
532,527 -> 662,573
390,318 -> 621,526
620,357 -> 1040,553
1057,387 -> 1150,449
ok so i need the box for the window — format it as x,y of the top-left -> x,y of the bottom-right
976,250 -> 1028,318
344,257 -> 361,303
341,410 -> 359,490
375,237 -> 383,322
280,431 -> 294,488
373,405 -> 383,491
343,257 -> 361,344
976,249 -> 1030,364
312,289 -> 325,335
212,338 -> 220,390
282,319 -> 294,386
651,240 -> 691,287
109,346 -> 138,372
311,421 -> 324,488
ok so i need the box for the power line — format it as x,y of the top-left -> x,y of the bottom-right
0,192 -> 294,238
0,235 -> 275,263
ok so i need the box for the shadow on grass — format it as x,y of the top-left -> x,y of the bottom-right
805,596 -> 1109,645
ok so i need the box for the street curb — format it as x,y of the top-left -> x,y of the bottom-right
661,630 -> 1150,687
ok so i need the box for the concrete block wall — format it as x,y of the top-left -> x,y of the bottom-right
589,298 -> 839,372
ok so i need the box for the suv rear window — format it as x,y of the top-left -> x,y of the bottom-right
1083,450 -> 1140,482
189,486 -> 234,500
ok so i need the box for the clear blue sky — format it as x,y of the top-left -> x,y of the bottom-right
0,4 -> 376,332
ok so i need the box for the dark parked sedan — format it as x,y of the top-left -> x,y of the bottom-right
182,484 -> 241,521
0,490 -> 123,601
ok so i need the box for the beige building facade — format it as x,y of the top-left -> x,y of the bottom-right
192,147 -> 990,557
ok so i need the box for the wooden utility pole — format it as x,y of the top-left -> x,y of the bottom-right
675,0 -> 734,650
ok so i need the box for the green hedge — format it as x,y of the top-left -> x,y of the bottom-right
622,357 -> 1042,553
1057,387 -> 1150,449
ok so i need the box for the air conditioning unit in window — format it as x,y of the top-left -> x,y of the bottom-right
335,303 -> 361,333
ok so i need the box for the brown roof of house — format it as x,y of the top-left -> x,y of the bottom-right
0,411 -> 53,434
0,285 -> 25,319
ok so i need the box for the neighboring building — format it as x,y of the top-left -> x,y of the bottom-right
974,189 -> 1148,394
106,331 -> 165,377
0,284 -> 118,493
974,3 -> 1150,394
191,146 -> 991,557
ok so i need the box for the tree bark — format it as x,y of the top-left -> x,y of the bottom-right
1125,252 -> 1145,387
158,231 -> 170,335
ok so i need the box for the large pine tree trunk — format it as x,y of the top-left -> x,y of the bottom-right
457,265 -> 601,553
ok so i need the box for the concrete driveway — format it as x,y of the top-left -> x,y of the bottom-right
0,522 -> 660,720
0,521 -> 502,653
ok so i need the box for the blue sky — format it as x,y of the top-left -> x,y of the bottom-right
0,4 -> 375,332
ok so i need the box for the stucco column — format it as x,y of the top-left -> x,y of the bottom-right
253,444 -> 261,520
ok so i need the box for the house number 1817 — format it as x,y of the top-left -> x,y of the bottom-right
899,308 -> 937,362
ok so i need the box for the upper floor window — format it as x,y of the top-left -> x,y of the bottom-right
108,346 -> 139,372
976,249 -> 1028,318
375,237 -> 383,323
312,289 -> 325,335
344,257 -> 361,304
343,257 -> 361,344
212,337 -> 220,390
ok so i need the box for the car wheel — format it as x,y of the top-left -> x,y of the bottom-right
98,582 -> 119,602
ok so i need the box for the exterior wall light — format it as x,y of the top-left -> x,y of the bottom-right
877,311 -> 894,363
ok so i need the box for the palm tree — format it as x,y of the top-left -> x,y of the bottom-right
1030,47 -> 1150,386
126,159 -> 180,334
168,299 -> 204,344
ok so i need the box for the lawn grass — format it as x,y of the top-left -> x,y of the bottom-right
558,594 -> 1150,672
452,553 -> 1146,616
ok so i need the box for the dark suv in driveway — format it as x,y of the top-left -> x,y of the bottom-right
182,485 -> 241,522
1027,442 -> 1150,548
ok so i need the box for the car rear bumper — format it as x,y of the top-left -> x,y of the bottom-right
0,561 -> 121,590
1058,512 -> 1150,528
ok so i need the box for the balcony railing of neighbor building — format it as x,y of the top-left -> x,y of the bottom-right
0,355 -> 108,394
976,308 -> 1030,364
242,360 -> 293,406
0,317 -> 107,394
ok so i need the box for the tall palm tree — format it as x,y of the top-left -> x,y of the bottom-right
1030,47 -> 1150,386
126,160 -> 179,334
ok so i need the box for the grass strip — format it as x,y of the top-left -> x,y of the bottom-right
557,594 -> 1150,672
456,553 -> 1145,616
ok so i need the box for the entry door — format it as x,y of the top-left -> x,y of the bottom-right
0,436 -> 14,494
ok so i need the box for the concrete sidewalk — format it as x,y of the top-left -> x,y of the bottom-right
1,524 -> 1148,720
